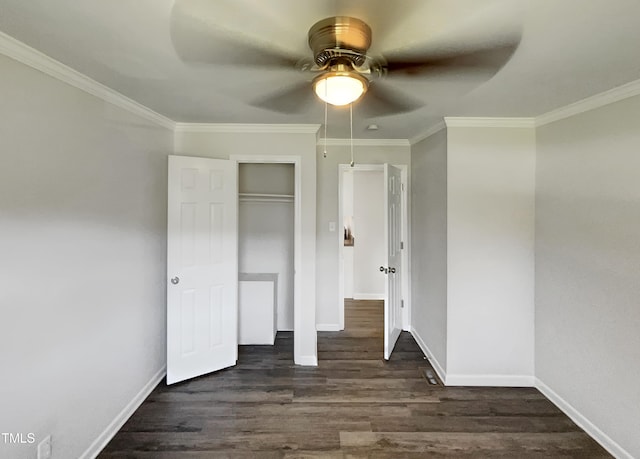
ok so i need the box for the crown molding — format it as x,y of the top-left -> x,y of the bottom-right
536,78 -> 640,127
444,117 -> 536,128
0,31 -> 175,130
409,121 -> 446,145
317,138 -> 410,147
175,123 -> 320,134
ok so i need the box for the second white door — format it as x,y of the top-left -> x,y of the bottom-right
383,163 -> 402,360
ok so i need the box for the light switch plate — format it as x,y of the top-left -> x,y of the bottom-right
328,221 -> 336,232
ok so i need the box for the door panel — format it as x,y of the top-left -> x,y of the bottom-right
167,155 -> 238,385
384,164 -> 402,360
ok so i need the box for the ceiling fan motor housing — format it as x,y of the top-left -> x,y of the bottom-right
308,16 -> 372,68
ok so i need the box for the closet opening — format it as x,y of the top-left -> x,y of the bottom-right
237,162 -> 296,357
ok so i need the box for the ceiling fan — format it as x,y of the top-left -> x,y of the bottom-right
170,4 -> 522,118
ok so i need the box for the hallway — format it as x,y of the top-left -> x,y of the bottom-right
99,300 -> 609,457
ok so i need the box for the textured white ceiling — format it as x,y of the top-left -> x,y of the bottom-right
1,0 -> 640,139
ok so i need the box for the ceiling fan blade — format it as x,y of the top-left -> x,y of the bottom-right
250,81 -> 316,114
385,43 -> 519,78
170,0 -> 304,67
357,82 -> 424,118
375,0 -> 524,57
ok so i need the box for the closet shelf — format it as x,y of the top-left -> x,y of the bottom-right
239,193 -> 294,203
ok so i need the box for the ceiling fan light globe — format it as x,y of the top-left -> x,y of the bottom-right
314,74 -> 367,106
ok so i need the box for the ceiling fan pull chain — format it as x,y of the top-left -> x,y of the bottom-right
323,100 -> 328,158
350,103 -> 355,167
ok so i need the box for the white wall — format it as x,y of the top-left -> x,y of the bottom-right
239,162 -> 295,195
175,128 -> 318,364
410,129 -> 448,376
315,143 -> 411,329
0,54 -> 171,459
536,96 -> 640,458
446,124 -> 536,385
353,170 -> 385,299
238,164 -> 294,330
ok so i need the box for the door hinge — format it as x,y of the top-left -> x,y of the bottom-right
401,183 -> 405,192
401,299 -> 404,308
400,241 -> 404,249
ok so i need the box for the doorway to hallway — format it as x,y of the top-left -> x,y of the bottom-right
337,163 -> 408,360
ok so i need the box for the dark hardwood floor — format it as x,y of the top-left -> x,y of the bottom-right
99,300 -> 610,458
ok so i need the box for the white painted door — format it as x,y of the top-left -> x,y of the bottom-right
167,155 -> 238,385
383,164 -> 402,360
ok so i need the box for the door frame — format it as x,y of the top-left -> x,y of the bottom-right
231,155 -> 303,363
337,163 -> 411,331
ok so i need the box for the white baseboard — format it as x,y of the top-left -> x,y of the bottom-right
296,355 -> 318,366
353,293 -> 384,300
410,327 -> 447,385
446,374 -> 534,387
316,323 -> 342,331
535,378 -> 633,459
80,365 -> 166,459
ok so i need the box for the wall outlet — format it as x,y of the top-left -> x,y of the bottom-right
37,435 -> 52,459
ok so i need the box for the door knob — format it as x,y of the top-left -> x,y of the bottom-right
170,276 -> 180,285
379,266 -> 388,274
389,267 -> 396,274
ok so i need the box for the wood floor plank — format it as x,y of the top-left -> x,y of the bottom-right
99,299 -> 611,458
369,415 -> 580,433
203,417 -> 372,434
340,431 -> 611,456
407,399 -> 564,417
103,430 -> 341,452
100,452 -> 284,459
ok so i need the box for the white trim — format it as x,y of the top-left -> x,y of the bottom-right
316,323 -> 342,332
176,123 -> 320,134
230,155 -> 301,164
296,355 -> 318,366
536,78 -> 640,127
353,293 -> 385,300
0,31 -> 175,130
444,117 -> 536,128
398,164 -> 410,331
535,378 -> 634,459
80,366 -> 166,459
409,121 -> 447,145
337,167 -> 346,332
318,137 -> 410,147
446,374 -> 535,387
410,327 -> 447,385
